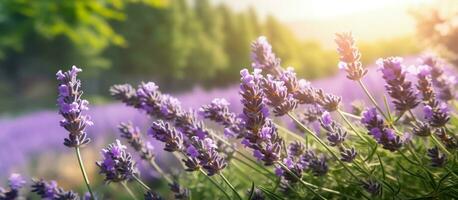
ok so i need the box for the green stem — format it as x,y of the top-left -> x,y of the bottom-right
208,130 -> 273,175
232,156 -> 275,181
357,80 -> 389,121
340,111 -> 362,120
288,113 -> 361,182
337,109 -> 370,144
431,134 -> 452,156
121,182 -> 139,200
149,159 -> 173,183
277,162 -> 327,200
219,172 -> 243,200
199,169 -> 232,200
133,175 -> 151,191
75,147 -> 95,200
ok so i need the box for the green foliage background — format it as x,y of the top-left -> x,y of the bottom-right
0,0 -> 421,114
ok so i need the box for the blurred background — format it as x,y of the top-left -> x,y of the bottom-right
1,0 -> 457,198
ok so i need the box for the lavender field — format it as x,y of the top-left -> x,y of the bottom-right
1,1 -> 458,200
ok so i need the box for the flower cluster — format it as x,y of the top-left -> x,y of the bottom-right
31,179 -> 80,200
0,174 -> 26,200
377,57 -> 419,112
422,55 -> 456,101
199,98 -> 244,138
319,112 -> 357,162
96,140 -> 138,183
239,69 -> 283,166
250,36 -> 281,75
335,32 -> 367,80
119,122 -> 156,162
427,147 -> 446,167
56,66 -> 93,148
111,81 -> 228,176
169,181 -> 190,200
262,74 -> 298,116
275,142 -> 329,183
361,108 -> 403,151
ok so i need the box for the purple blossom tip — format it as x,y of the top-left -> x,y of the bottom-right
8,173 -> 26,190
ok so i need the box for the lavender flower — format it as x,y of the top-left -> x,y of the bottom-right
319,112 -> 357,162
435,128 -> 457,149
361,108 -> 403,151
319,112 -> 347,147
96,140 -> 138,183
148,121 -> 184,152
169,182 -> 190,200
144,192 -> 163,200
362,180 -> 381,196
262,75 -> 297,116
250,36 -> 281,75
240,69 -> 283,165
199,98 -> 244,138
297,105 -> 323,123
413,64 -> 451,128
119,122 -> 155,161
7,174 -> 26,191
56,66 -> 92,148
110,84 -> 141,108
0,173 -> 26,200
186,136 -> 227,176
316,89 -> 342,112
427,147 -> 446,167
335,32 -> 367,80
412,121 -> 432,137
377,57 -> 419,112
293,79 -> 318,105
340,147 -> 357,163
422,55 -> 456,101
305,151 -> 329,176
31,179 -> 79,200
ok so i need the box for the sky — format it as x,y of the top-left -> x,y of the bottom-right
211,0 -> 437,47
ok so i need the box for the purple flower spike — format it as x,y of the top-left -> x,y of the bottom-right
56,66 -> 92,148
119,122 -> 156,162
377,57 -> 419,112
32,179 -> 79,199
335,32 -> 367,80
149,120 -> 184,152
250,36 -> 281,75
361,108 -> 403,151
96,140 -> 138,183
200,98 -> 244,138
8,173 -> 26,191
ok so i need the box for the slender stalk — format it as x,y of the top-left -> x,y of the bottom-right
431,134 -> 452,156
340,111 -> 362,120
75,147 -> 95,200
337,109 -> 370,144
133,175 -> 151,191
232,156 -> 275,180
357,80 -> 389,120
275,122 -> 307,142
149,159 -> 173,183
288,113 -> 361,182
277,162 -> 327,200
121,182 -> 139,200
219,172 -> 243,200
407,110 -> 451,156
208,130 -> 273,175
199,169 -> 232,200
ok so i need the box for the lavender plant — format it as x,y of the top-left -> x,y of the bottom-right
5,33 -> 458,200
56,66 -> 95,199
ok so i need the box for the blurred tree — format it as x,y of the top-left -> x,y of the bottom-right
412,2 -> 458,65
